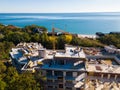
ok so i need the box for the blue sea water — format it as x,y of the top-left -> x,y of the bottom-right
0,12 -> 120,34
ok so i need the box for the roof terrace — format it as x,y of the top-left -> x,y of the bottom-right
86,58 -> 120,73
55,45 -> 86,59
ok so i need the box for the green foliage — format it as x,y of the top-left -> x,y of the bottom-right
98,34 -> 120,48
23,25 -> 47,34
0,61 -> 6,74
57,35 -> 72,49
47,36 -> 57,49
71,36 -> 103,47
0,61 -> 42,90
31,33 -> 40,42
0,78 -> 6,90
0,34 -> 4,41
0,41 -> 15,60
0,24 -> 48,61
39,32 -> 49,47
13,72 -> 40,90
5,32 -> 30,45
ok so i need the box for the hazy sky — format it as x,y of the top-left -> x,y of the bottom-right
0,0 -> 120,13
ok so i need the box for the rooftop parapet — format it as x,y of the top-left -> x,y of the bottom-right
104,45 -> 120,54
86,63 -> 120,74
55,45 -> 86,59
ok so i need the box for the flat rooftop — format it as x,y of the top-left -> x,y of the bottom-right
10,43 -> 43,64
86,58 -> 120,73
86,80 -> 120,90
87,59 -> 119,65
55,45 -> 86,58
86,64 -> 120,74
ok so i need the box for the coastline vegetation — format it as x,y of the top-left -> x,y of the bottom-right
0,23 -> 103,60
98,33 -> 120,48
0,61 -> 45,90
0,23 -> 120,90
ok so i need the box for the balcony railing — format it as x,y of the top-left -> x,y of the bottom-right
54,80 -> 63,83
65,82 -> 74,87
65,73 -> 86,81
47,82 -> 58,86
42,63 -> 86,71
65,76 -> 75,81
47,75 -> 57,79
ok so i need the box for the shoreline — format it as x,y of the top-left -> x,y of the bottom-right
77,34 -> 97,39
2,23 -> 97,36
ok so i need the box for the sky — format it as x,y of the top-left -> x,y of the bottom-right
0,0 -> 120,13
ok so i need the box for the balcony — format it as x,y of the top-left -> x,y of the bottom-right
55,80 -> 63,83
65,76 -> 75,81
42,63 -> 85,71
87,76 -> 120,82
47,75 -> 57,79
65,82 -> 74,87
75,73 -> 86,81
54,71 -> 63,77
65,73 -> 86,81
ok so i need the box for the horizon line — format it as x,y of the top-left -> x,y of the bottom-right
0,11 -> 120,14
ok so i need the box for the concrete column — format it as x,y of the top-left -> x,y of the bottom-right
52,70 -> 54,76
63,71 -> 66,77
115,75 -> 117,80
42,70 -> 46,76
101,74 -> 104,78
52,70 -> 54,82
64,60 -> 66,65
83,73 -> 87,90
63,71 -> 66,90
73,72 -> 77,77
72,87 -> 76,90
108,74 -> 110,79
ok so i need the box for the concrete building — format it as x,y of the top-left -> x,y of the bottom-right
10,43 -> 120,90
41,45 -> 86,90
84,47 -> 120,90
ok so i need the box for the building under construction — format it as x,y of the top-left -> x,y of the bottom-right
10,43 -> 120,90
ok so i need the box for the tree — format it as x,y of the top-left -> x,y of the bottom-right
14,72 -> 40,90
98,34 -> 120,48
0,61 -> 6,74
5,67 -> 19,90
40,32 -> 49,47
23,25 -> 47,34
0,78 -> 6,90
47,36 -> 57,49
34,71 -> 46,90
0,41 -> 15,60
0,61 -> 6,90
2,66 -> 41,90
31,33 -> 40,42
58,35 -> 72,49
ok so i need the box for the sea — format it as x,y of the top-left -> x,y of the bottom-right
0,12 -> 120,35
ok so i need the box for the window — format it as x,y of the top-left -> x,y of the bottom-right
66,72 -> 72,77
47,70 -> 52,76
59,84 -> 63,88
48,86 -> 53,88
66,80 -> 72,83
66,87 -> 72,90
58,60 -> 64,65
47,79 -> 53,82
54,71 -> 63,76
76,88 -> 81,90
58,77 -> 63,80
